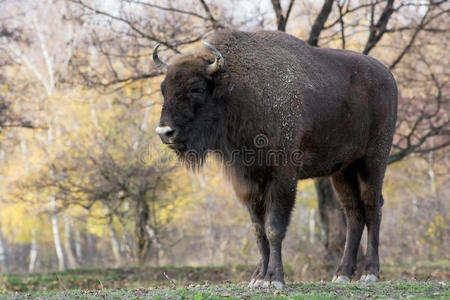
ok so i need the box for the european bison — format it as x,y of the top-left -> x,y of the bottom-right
154,30 -> 397,288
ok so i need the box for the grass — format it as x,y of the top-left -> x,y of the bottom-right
0,264 -> 448,299
1,281 -> 448,299
0,265 -> 253,292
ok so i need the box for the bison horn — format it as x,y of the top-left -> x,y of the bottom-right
153,43 -> 168,71
203,41 -> 224,74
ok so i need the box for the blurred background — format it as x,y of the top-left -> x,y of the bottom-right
0,0 -> 448,282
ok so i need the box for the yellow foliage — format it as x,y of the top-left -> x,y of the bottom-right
426,215 -> 446,239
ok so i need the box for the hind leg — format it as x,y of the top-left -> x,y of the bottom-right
331,164 -> 365,282
358,158 -> 386,282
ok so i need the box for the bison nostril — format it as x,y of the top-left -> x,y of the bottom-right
165,128 -> 175,138
155,125 -> 177,142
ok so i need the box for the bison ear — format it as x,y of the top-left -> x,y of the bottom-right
212,70 -> 232,98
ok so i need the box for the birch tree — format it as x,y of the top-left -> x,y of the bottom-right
1,0 -> 85,270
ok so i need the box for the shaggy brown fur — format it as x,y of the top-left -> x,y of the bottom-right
155,30 -> 397,286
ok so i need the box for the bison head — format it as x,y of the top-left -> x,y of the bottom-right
154,42 -> 231,168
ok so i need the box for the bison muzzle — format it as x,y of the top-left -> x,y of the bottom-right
154,30 -> 397,288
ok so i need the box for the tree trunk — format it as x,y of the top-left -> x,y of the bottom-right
74,229 -> 82,263
49,161 -> 65,271
19,139 -> 38,272
0,154 -> 8,273
63,216 -> 78,269
308,208 -> 316,244
314,177 -> 346,265
0,229 -> 8,272
50,194 -> 65,271
86,234 -> 96,265
146,224 -> 164,265
109,225 -> 122,267
102,203 -> 122,267
28,229 -> 38,272
136,197 -> 151,264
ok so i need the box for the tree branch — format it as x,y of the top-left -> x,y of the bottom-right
307,0 -> 335,46
336,0 -> 346,49
69,0 -> 181,54
271,0 -> 296,32
389,7 -> 448,70
362,0 -> 394,55
198,0 -> 222,29
126,0 -> 209,21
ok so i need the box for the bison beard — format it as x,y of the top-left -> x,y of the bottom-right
154,30 -> 397,288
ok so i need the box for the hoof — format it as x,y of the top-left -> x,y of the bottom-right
248,279 -> 256,288
362,274 -> 378,283
260,280 -> 284,289
248,279 -> 264,288
253,279 -> 264,288
272,281 -> 284,289
332,275 -> 350,283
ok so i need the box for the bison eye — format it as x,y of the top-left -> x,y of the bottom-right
189,87 -> 205,95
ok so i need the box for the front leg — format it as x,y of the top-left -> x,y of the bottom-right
262,176 -> 296,289
233,177 -> 269,288
248,220 -> 270,287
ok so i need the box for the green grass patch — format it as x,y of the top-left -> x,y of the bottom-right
1,281 -> 448,299
0,265 -> 253,292
0,263 -> 448,299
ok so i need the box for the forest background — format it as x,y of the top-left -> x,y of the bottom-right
0,0 -> 448,282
